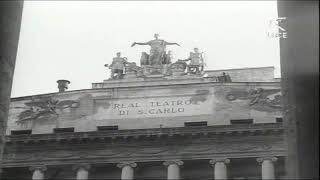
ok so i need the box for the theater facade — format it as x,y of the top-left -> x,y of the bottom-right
1,66 -> 285,179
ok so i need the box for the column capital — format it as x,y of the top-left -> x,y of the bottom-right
163,160 -> 184,167
209,158 -> 230,165
117,162 -> 137,169
257,156 -> 278,163
72,164 -> 91,171
29,165 -> 47,172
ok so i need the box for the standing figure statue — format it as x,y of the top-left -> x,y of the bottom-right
105,52 -> 128,79
140,52 -> 149,66
180,48 -> 204,74
131,33 -> 180,65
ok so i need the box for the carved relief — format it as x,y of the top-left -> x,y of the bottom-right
15,98 -> 80,126
190,90 -> 210,103
226,88 -> 282,112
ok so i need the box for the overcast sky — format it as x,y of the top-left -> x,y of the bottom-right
11,1 -> 280,98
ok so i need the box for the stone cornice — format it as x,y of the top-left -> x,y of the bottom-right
2,125 -> 285,168
5,123 -> 283,144
10,81 -> 280,101
92,81 -> 280,90
3,150 -> 286,168
206,66 -> 275,72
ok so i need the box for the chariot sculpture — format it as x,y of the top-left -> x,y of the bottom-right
106,34 -> 207,79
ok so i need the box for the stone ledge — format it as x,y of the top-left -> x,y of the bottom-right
5,123 -> 283,143
10,81 -> 280,101
2,151 -> 286,168
92,77 -> 280,89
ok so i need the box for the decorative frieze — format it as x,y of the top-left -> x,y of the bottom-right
15,98 -> 80,127
226,88 -> 282,112
1,124 -> 284,168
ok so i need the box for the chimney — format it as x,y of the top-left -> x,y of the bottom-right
57,80 -> 70,92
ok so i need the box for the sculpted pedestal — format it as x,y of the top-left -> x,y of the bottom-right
123,71 -> 137,79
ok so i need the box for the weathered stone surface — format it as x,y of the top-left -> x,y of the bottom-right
7,81 -> 282,134
0,1 -> 24,173
2,126 -> 285,167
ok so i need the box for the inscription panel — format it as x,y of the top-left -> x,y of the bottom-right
94,94 -> 214,119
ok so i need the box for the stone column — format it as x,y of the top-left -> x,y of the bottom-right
117,162 -> 137,180
163,160 -> 184,180
0,2 -> 24,175
73,164 -> 91,180
209,158 -> 230,180
257,157 -> 278,180
29,166 -> 47,180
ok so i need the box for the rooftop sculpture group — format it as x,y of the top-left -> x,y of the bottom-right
131,33 -> 179,66
106,34 -> 206,80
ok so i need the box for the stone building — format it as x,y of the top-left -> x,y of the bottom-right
1,66 -> 285,179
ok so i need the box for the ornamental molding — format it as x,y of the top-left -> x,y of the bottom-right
29,165 -> 47,172
2,134 -> 285,168
116,162 -> 137,169
163,160 -> 184,167
225,88 -> 282,112
256,156 -> 278,163
209,158 -> 230,165
5,123 -> 284,144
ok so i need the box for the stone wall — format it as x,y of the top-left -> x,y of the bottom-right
278,1 -> 319,179
0,1 -> 24,174
205,67 -> 276,82
7,81 -> 282,134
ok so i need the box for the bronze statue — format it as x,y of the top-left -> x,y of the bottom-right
131,34 -> 180,66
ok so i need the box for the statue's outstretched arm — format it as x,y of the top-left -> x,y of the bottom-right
165,42 -> 180,46
131,42 -> 149,47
